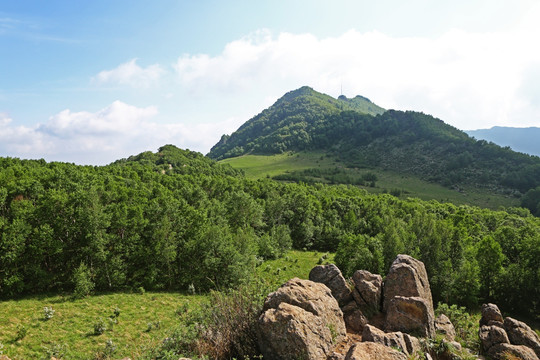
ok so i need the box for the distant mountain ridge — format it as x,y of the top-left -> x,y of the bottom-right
466,127 -> 540,157
209,86 -> 540,197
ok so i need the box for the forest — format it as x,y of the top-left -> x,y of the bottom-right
209,87 -> 540,210
1,145 -> 539,320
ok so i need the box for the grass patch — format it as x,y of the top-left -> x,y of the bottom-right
220,152 -> 519,210
0,250 -> 324,359
256,250 -> 335,288
0,292 -> 204,359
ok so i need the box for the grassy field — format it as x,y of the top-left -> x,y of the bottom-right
220,152 -> 519,210
0,291 -> 205,360
0,251 -> 325,360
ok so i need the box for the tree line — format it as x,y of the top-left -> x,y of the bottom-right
1,145 -> 539,319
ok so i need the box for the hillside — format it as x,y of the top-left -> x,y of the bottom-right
467,126 -> 540,157
208,86 -> 384,160
209,87 -> 540,201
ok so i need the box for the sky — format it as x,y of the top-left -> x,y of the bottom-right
1,0 -> 540,165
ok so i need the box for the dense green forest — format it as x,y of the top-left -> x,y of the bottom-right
208,87 -> 540,209
1,145 -> 539,319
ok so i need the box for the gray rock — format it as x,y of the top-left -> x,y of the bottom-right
504,317 -> 540,358
435,314 -> 456,342
383,254 -> 434,315
341,300 -> 368,333
385,295 -> 435,338
258,278 -> 347,360
344,342 -> 407,360
479,325 -> 509,352
309,264 -> 352,306
479,303 -> 503,327
352,269 -> 383,314
487,343 -> 539,360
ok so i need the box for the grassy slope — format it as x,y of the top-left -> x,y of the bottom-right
0,251 -> 325,360
220,152 -> 520,209
0,292 -> 205,360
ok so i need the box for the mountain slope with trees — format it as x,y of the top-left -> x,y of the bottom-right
209,87 -> 540,206
1,145 -> 539,319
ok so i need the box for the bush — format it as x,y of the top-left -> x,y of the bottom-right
73,263 -> 94,299
435,303 -> 480,352
149,280 -> 272,359
94,318 -> 107,336
43,306 -> 55,320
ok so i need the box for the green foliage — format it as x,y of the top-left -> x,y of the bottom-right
43,306 -> 55,320
15,324 -> 28,341
1,143 -> 540,320
93,318 -> 107,335
435,303 -> 481,353
147,281 -> 271,360
73,263 -> 95,299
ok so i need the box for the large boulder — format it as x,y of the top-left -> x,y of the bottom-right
504,317 -> 540,358
479,325 -> 510,353
262,277 -> 346,337
309,264 -> 352,306
352,270 -> 383,314
385,295 -> 435,337
342,301 -> 368,333
344,342 -> 407,360
258,302 -> 338,360
487,343 -> 539,360
383,254 -> 434,314
435,314 -> 456,342
258,278 -> 346,360
362,324 -> 421,355
480,303 -> 504,327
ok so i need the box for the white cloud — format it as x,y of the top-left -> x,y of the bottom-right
0,102 -> 242,165
173,21 -> 540,130
94,59 -> 165,88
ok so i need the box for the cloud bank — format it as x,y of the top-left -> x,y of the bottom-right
0,102 -> 239,165
174,24 -> 540,130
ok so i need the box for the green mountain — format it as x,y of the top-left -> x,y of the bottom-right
209,87 -> 540,200
208,86 -> 384,160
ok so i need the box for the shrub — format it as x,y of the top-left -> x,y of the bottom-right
149,280 -> 272,359
15,324 -> 28,341
435,303 -> 480,352
43,306 -> 55,320
73,263 -> 94,299
94,318 -> 107,336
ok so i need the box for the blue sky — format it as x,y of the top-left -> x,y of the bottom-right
1,0 -> 540,164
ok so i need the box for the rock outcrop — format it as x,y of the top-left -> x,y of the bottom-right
504,317 -> 540,358
487,343 -> 539,360
480,303 -> 504,326
351,270 -> 382,314
362,324 -> 421,355
344,342 -> 407,360
382,254 -> 434,314
479,303 -> 540,360
309,264 -> 352,306
385,295 -> 436,337
258,278 -> 346,360
435,314 -> 456,342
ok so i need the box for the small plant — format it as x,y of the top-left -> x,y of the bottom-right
104,339 -> 117,356
137,286 -> 145,295
42,342 -> 66,359
145,320 -> 161,332
113,306 -> 120,319
15,324 -> 28,341
187,283 -> 196,295
43,306 -> 55,320
94,318 -> 107,335
0,341 -> 4,354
